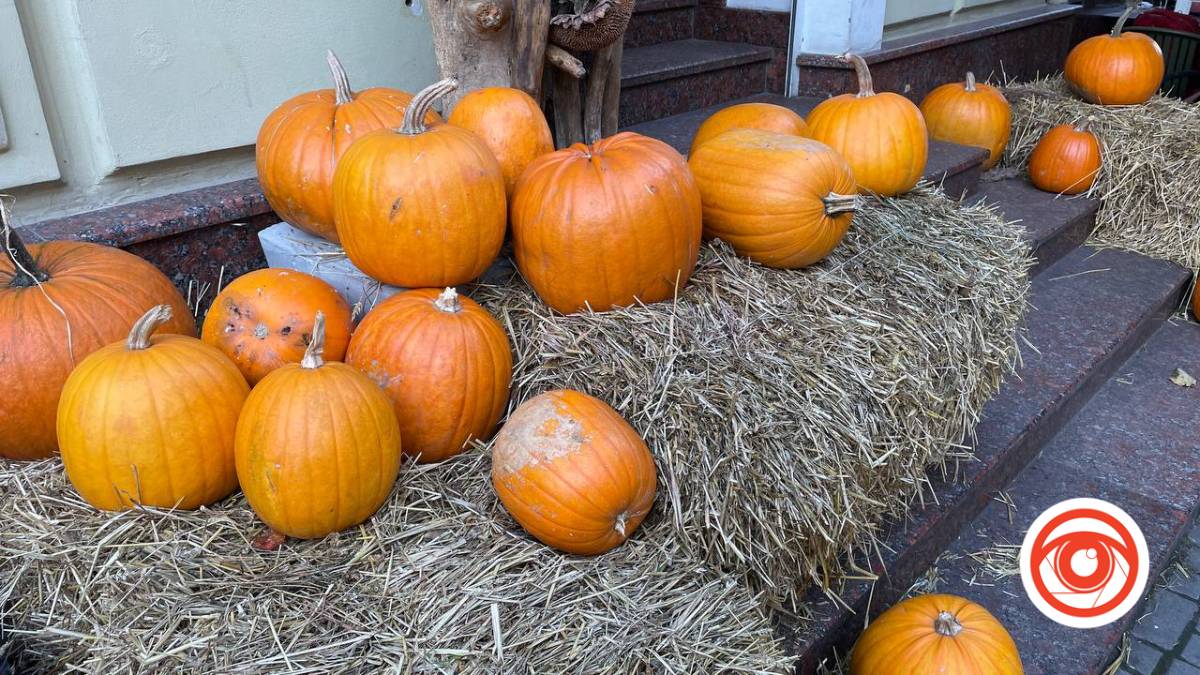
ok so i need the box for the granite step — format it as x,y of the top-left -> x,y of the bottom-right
626,0 -> 696,48
974,178 -> 1099,277
779,246 -> 1192,672
619,39 -> 774,127
625,93 -> 989,198
932,319 -> 1200,674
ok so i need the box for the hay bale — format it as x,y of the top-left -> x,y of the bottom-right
998,75 -> 1200,270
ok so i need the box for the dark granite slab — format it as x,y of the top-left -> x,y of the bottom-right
625,6 -> 696,48
695,6 -> 790,91
621,38 -> 773,87
620,60 -> 770,127
972,178 -> 1099,276
634,0 -> 696,13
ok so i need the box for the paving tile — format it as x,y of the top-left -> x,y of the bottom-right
1167,659 -> 1200,675
1128,638 -> 1165,674
1132,590 -> 1197,651
1181,632 -> 1200,667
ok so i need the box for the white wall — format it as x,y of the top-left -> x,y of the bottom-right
1,0 -> 437,226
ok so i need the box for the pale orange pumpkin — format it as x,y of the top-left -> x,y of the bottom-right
511,131 -> 702,314
235,311 -> 402,539
1028,120 -> 1102,195
447,87 -> 554,197
920,72 -> 1012,170
850,594 -> 1022,675
201,268 -> 352,385
690,102 -> 809,154
333,78 -> 507,288
688,129 -> 858,268
346,287 -> 512,464
57,305 -> 249,511
806,54 -> 928,197
492,389 -> 657,555
1065,3 -> 1164,106
256,51 -> 441,243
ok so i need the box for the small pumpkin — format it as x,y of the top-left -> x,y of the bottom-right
333,78 -> 507,288
920,72 -> 1012,170
447,87 -> 554,198
492,389 -> 657,555
1065,2 -> 1164,106
806,54 -> 928,197
690,102 -> 809,154
235,311 -> 402,539
347,287 -> 512,464
511,131 -> 702,314
688,129 -> 858,268
201,268 -> 352,385
1028,120 -> 1102,195
256,51 -> 441,243
57,305 -> 248,510
1,209 -> 195,461
850,594 -> 1022,675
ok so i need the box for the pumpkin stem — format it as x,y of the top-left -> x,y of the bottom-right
964,71 -> 977,92
1,196 -> 49,288
126,305 -> 173,351
614,512 -> 629,538
400,78 -> 458,135
842,53 -> 875,98
301,310 -> 326,370
434,287 -> 463,313
326,50 -> 354,105
933,610 -> 964,638
823,192 -> 861,216
1111,0 -> 1137,37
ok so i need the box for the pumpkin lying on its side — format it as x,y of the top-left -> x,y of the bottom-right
1028,120 -> 1102,195
690,102 -> 809,154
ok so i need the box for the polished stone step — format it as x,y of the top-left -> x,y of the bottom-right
973,178 -> 1099,276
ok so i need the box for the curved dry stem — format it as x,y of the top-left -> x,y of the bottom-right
326,50 -> 353,105
401,79 -> 458,135
823,193 -> 861,216
842,53 -> 875,98
1111,0 -> 1137,37
301,310 -> 326,369
127,305 -> 173,351
435,287 -> 462,313
1075,117 -> 1095,134
1,196 -> 48,287
965,71 -> 977,92
933,610 -> 964,637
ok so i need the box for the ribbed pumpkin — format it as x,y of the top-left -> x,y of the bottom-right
1064,2 -> 1164,106
850,594 -> 1022,675
256,51 -> 441,243
920,72 -> 1012,170
1,214 -> 195,461
689,129 -> 858,268
201,268 -> 352,385
447,87 -> 554,198
347,287 -> 512,464
333,78 -> 506,288
492,389 -> 657,555
690,102 -> 809,154
806,54 -> 928,197
511,131 -> 702,314
57,305 -> 248,510
1028,120 -> 1102,195
235,311 -> 402,539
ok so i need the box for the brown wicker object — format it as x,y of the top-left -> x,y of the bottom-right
550,0 -> 634,52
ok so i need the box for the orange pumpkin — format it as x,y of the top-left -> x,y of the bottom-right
688,129 -> 858,268
1065,3 -> 1164,106
201,268 -> 352,385
256,51 -> 442,243
57,305 -> 249,510
850,594 -> 1022,675
492,389 -> 657,555
511,131 -> 702,314
1028,120 -> 1102,195
346,287 -> 512,464
1,213 -> 195,461
690,102 -> 809,154
920,72 -> 1012,170
235,311 -> 402,539
447,87 -> 554,198
333,78 -> 507,288
806,54 -> 928,197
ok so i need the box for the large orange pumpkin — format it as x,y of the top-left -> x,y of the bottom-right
920,72 -> 1012,170
347,287 -> 512,464
850,594 -> 1022,675
511,131 -> 702,314
1028,120 -> 1102,195
688,129 -> 858,268
690,102 -> 809,154
57,305 -> 249,510
236,311 -> 402,539
1065,3 -> 1164,106
447,87 -> 554,198
1,216 -> 195,461
201,268 -> 352,385
806,54 -> 928,197
256,51 -> 441,243
492,389 -> 657,555
333,78 -> 507,288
